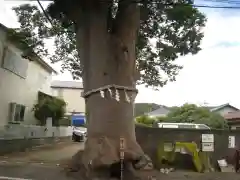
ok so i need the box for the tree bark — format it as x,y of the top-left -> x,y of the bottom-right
67,2 -> 148,178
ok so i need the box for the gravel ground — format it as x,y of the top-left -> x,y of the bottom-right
0,142 -> 239,180
0,141 -> 84,165
143,171 -> 240,180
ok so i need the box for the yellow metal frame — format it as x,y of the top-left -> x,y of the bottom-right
157,141 -> 212,172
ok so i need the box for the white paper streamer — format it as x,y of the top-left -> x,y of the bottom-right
108,88 -> 113,98
100,90 -> 105,98
115,89 -> 120,101
124,90 -> 130,103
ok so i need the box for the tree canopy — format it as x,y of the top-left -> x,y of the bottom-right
167,104 -> 229,129
136,104 -> 229,129
10,0 -> 206,88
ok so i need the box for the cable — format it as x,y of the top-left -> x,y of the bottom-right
9,0 -> 240,34
5,0 -> 240,9
4,0 -> 240,9
193,4 -> 240,8
36,0 -> 53,26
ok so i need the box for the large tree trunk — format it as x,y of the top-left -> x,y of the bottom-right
67,1 -> 150,178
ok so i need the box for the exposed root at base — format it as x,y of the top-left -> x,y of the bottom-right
64,136 -> 153,179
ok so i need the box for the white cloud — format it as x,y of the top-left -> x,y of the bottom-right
1,1 -> 240,108
201,13 -> 240,48
136,11 -> 240,108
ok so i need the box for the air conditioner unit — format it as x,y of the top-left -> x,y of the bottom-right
9,102 -> 17,122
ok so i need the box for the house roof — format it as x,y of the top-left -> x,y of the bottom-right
51,80 -> 83,89
0,23 -> 57,74
208,103 -> 239,112
146,103 -> 239,117
146,105 -> 170,116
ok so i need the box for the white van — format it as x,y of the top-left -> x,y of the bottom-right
157,122 -> 211,130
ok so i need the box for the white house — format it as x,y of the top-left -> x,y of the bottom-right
0,23 -> 57,126
51,80 -> 85,115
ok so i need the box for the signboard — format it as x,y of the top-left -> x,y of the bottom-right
218,159 -> 227,167
202,134 -> 214,143
228,136 -> 235,148
164,143 -> 173,152
120,137 -> 125,150
180,147 -> 187,154
202,142 -> 214,152
72,114 -> 85,126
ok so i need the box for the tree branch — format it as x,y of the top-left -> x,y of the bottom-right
112,0 -> 140,41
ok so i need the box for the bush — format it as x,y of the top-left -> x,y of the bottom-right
135,115 -> 156,126
156,116 -> 169,122
33,96 -> 66,126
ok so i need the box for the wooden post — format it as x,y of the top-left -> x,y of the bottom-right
120,137 -> 125,180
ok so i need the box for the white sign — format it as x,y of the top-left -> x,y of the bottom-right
202,142 -> 214,152
228,136 -> 235,148
180,147 -> 188,154
175,147 -> 181,152
218,159 -> 228,167
202,134 -> 214,143
164,143 -> 173,152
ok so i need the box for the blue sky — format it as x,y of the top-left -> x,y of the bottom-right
1,0 -> 240,108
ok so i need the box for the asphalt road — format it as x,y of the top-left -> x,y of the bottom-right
0,141 -> 84,180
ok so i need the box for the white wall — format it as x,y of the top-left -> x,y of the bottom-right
216,107 -> 238,116
0,28 -> 53,126
52,88 -> 85,114
0,124 -> 76,140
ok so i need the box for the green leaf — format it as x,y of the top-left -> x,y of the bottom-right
12,1 -> 206,87
165,104 -> 229,129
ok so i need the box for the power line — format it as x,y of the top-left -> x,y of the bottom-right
5,0 -> 240,30
4,0 -> 240,9
193,4 -> 240,8
36,0 -> 53,26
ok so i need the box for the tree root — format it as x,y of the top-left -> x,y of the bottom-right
65,136 -> 153,179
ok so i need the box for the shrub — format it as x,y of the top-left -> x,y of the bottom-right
33,96 -> 66,126
135,115 -> 156,126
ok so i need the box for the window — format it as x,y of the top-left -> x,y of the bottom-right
9,103 -> 26,123
2,47 -> 28,79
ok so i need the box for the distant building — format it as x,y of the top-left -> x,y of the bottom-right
146,105 -> 170,117
51,80 -> 85,115
224,111 -> 240,129
206,103 -> 239,116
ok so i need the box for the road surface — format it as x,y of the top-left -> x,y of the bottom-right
0,142 -> 239,180
0,141 -> 84,180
